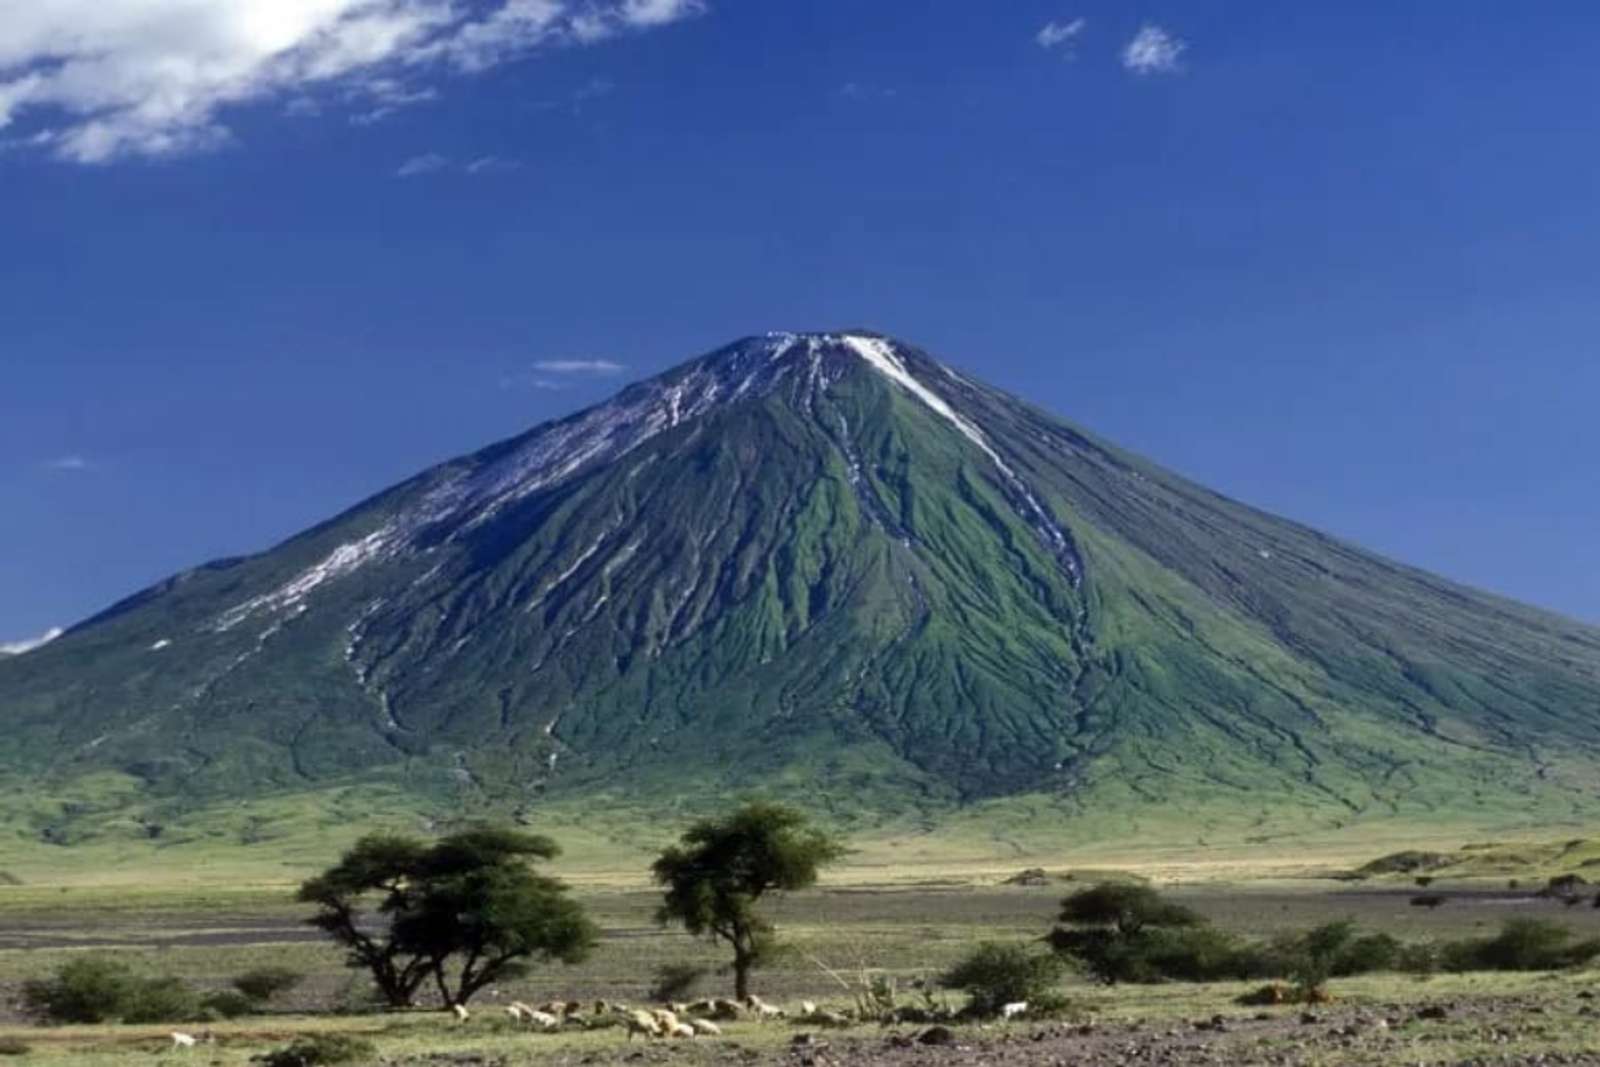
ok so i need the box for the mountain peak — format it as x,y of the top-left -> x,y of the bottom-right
7,332 -> 1600,856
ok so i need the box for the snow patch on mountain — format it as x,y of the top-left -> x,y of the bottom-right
216,530 -> 390,631
0,627 -> 63,656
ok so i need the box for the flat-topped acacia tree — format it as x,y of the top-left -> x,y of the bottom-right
298,827 -> 597,1010
652,803 -> 845,1000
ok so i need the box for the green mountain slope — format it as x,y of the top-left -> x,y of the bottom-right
2,332 -> 1598,859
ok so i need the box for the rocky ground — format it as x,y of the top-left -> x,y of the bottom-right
385,993 -> 1600,1067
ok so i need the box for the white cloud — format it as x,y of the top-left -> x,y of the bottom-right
42,455 -> 91,471
0,0 -> 706,164
0,627 -> 63,656
1036,18 -> 1085,52
532,359 -> 625,374
396,152 -> 520,176
465,154 -> 519,174
395,151 -> 449,176
501,359 -> 626,390
1122,24 -> 1186,75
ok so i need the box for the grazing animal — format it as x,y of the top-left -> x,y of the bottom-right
687,1018 -> 723,1037
707,998 -> 743,1021
525,1009 -> 561,1030
650,1008 -> 680,1030
669,1022 -> 697,1039
618,1009 -> 663,1041
744,994 -> 784,1019
452,1003 -> 470,1023
506,1004 -> 527,1022
170,1032 -> 197,1049
1001,1001 -> 1029,1020
800,1000 -> 818,1016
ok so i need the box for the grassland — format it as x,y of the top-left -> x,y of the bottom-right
3,836 -> 1600,1063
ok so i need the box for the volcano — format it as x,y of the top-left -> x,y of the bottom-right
4,332 -> 1599,851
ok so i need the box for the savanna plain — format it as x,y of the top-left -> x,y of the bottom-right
5,830 -> 1600,1066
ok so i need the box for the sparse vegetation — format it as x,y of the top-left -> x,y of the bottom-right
939,941 -> 1067,1018
653,802 -> 845,1000
298,827 -> 598,1009
233,965 -> 305,1003
21,957 -> 199,1024
1440,918 -> 1600,972
254,1034 -> 377,1067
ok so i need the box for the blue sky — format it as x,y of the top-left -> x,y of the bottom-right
2,2 -> 1598,645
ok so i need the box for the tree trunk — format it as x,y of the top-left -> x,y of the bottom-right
733,951 -> 752,1001
432,963 -> 454,1010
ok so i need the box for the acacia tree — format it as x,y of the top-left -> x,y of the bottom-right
1046,883 -> 1204,985
299,828 -> 597,1009
652,803 -> 845,1000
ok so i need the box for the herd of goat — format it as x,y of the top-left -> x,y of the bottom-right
166,993 -> 817,1050
499,994 -> 792,1040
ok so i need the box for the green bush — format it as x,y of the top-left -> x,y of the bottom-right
1133,926 -> 1257,982
0,1037 -> 29,1057
201,990 -> 257,1019
120,975 -> 199,1023
22,957 -> 135,1024
1442,919 -> 1600,972
254,1034 -> 377,1067
21,958 -> 200,1024
1332,933 -> 1403,976
1396,941 -> 1439,976
940,942 -> 1066,1018
233,966 -> 305,1003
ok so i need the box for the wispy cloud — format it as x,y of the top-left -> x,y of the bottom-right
42,455 -> 92,472
501,359 -> 627,391
396,152 -> 521,177
532,360 -> 625,375
1123,24 -> 1187,75
0,0 -> 707,164
1036,18 -> 1086,53
395,152 -> 450,178
0,627 -> 63,656
465,155 -> 520,175
350,80 -> 441,126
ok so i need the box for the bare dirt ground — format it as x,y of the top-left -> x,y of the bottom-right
361,991 -> 1600,1067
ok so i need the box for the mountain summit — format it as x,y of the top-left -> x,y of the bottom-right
4,332 -> 1600,851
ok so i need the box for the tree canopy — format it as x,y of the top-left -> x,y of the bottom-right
1047,883 -> 1206,985
298,827 -> 597,1009
652,803 -> 844,999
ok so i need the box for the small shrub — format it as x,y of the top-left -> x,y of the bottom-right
22,957 -> 136,1023
1414,876 -> 1435,888
0,1038 -> 29,1056
201,990 -> 257,1019
328,977 -> 384,1016
1288,920 -> 1356,1000
1396,941 -> 1439,976
1442,919 -> 1600,972
1411,893 -> 1447,909
120,976 -> 199,1024
1332,933 -> 1402,976
233,967 -> 305,1003
253,1034 -> 377,1067
1540,875 -> 1590,901
1136,926 -> 1255,982
648,962 -> 706,1003
22,958 -> 198,1024
940,942 -> 1066,1018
